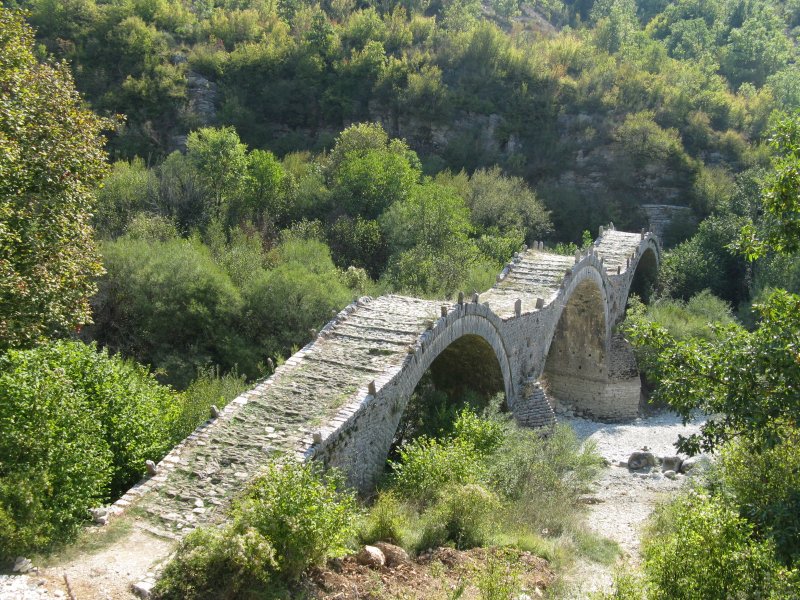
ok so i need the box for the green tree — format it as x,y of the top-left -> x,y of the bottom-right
94,158 -> 158,239
0,9 -> 109,350
0,340 -> 181,556
625,289 -> 800,454
186,126 -> 249,222
739,112 -> 800,258
466,166 -> 552,244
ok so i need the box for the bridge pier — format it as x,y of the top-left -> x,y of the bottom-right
542,334 -> 640,421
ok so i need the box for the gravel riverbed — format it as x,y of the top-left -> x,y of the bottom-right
559,409 -> 707,598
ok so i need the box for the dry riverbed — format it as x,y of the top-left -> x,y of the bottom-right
558,409 -> 707,598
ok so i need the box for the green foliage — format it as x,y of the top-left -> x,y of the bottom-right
155,461 -> 358,598
359,491 -> 408,545
91,235 -> 250,387
390,436 -> 485,504
187,126 -> 249,222
465,167 -> 552,244
244,239 -> 353,355
172,367 -> 249,442
475,548 -> 522,600
417,484 -> 500,550
716,428 -> 800,564
0,340 -> 180,557
327,215 -> 388,278
739,112 -> 800,259
642,491 -> 788,600
453,407 -> 506,455
628,290 -> 734,343
0,9 -> 109,350
234,463 -> 358,580
152,526 -> 276,600
625,289 -> 800,454
659,215 -> 748,304
94,158 -> 158,239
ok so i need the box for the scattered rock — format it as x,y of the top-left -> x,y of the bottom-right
663,470 -> 677,480
373,542 -> 409,567
90,506 -> 110,525
132,580 -> 155,599
210,404 -> 220,418
680,455 -> 710,474
661,456 -> 683,472
627,451 -> 656,470
13,556 -> 33,573
356,545 -> 386,568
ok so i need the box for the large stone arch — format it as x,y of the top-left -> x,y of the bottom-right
315,305 -> 514,492
542,272 -> 612,418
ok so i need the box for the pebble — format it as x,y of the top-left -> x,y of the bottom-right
0,575 -> 62,599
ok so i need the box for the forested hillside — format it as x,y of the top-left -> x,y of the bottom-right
6,0 -> 798,387
13,0 -> 799,240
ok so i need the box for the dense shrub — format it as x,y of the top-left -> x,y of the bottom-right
489,424 -> 601,535
154,462 -> 358,598
359,491 -> 408,545
658,215 -> 749,304
627,290 -> 735,343
417,484 -> 500,550
0,341 -> 180,557
642,491 -> 791,600
153,526 -> 276,600
717,428 -> 800,565
172,367 -> 249,442
390,436 -> 485,504
91,235 -> 253,387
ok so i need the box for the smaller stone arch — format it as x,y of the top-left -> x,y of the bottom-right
628,245 -> 659,304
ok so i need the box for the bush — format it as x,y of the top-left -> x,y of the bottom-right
172,367 -> 250,442
0,341 -> 180,557
489,424 -> 601,535
453,407 -> 507,455
232,463 -> 358,581
154,461 -> 358,598
359,491 -> 409,545
642,491 -> 785,600
91,236 -> 253,387
475,548 -> 523,600
390,436 -> 485,504
717,427 -> 800,565
417,484 -> 500,550
153,526 -> 276,600
630,290 -> 735,343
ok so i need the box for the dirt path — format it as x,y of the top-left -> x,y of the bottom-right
558,410 -> 706,598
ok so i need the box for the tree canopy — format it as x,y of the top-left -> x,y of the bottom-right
0,8 -> 109,351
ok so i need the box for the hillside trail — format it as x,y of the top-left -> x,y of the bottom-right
556,409 -> 706,598
0,409 -> 705,600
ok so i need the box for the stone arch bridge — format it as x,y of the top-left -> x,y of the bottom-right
115,227 -> 659,536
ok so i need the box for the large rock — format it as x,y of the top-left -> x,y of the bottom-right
12,557 -> 32,573
373,542 -> 410,567
661,456 -> 683,472
356,545 -> 386,569
627,451 -> 657,470
680,455 -> 710,474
